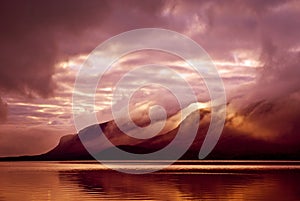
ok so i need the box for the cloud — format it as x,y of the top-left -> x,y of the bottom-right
227,38 -> 300,142
254,40 -> 300,100
0,0 -> 110,97
0,125 -> 67,157
0,98 -> 8,123
1,0 -> 299,98
201,0 -> 300,143
231,37 -> 300,103
1,0 -> 294,97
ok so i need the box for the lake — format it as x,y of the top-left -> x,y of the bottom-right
1,161 -> 300,200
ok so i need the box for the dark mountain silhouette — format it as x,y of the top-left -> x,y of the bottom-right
1,100 -> 300,161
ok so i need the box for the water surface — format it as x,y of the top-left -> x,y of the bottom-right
1,161 -> 300,200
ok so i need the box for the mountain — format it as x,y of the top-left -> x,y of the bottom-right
1,100 -> 300,161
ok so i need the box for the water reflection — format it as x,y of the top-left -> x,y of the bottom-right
1,162 -> 300,200
59,170 -> 300,200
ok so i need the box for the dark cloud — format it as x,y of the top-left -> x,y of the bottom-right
171,0 -> 300,61
0,0 -> 110,97
1,0 -> 299,98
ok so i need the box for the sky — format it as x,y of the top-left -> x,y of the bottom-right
0,0 -> 299,157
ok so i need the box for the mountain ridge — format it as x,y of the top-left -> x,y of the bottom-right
1,100 -> 300,161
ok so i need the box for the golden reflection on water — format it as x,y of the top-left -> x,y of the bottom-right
0,161 -> 300,200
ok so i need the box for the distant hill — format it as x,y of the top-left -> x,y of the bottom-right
1,100 -> 300,161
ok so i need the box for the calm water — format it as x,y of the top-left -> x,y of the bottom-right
1,161 -> 300,201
